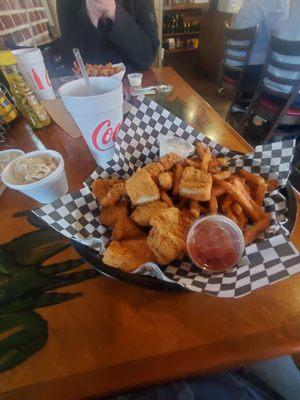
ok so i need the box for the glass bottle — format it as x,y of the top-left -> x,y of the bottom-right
0,86 -> 17,124
0,50 -> 51,129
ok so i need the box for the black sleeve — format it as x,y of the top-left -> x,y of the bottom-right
107,0 -> 160,70
56,0 -> 81,68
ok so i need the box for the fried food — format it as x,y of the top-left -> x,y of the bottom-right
267,179 -> 279,192
196,142 -> 205,159
97,143 -> 275,271
159,153 -> 182,170
209,188 -> 218,214
92,178 -> 122,202
158,171 -> 173,191
160,190 -> 174,207
143,161 -> 164,178
186,159 -> 202,169
179,166 -> 212,201
103,239 -> 156,271
148,207 -> 198,264
73,61 -> 123,77
244,218 -> 271,245
254,182 -> 267,207
100,201 -> 128,227
172,163 -> 183,195
112,216 -> 145,240
126,168 -> 160,205
130,201 -> 168,227
238,169 -> 265,186
101,182 -> 126,207
216,179 -> 262,222
200,146 -> 212,173
215,157 -> 228,167
213,171 -> 232,180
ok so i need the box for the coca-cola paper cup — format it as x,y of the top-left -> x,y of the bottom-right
13,48 -> 55,100
58,77 -> 123,166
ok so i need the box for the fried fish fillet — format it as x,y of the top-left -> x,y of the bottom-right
179,166 -> 212,201
100,201 -> 128,227
143,161 -> 165,178
130,200 -> 168,227
112,215 -> 145,240
125,168 -> 160,206
101,182 -> 126,207
102,238 -> 156,272
92,178 -> 122,202
159,153 -> 182,171
158,171 -> 174,191
148,207 -> 198,265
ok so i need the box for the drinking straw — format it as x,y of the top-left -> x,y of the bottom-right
73,48 -> 94,96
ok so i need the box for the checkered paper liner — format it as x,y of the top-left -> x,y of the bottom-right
34,96 -> 300,298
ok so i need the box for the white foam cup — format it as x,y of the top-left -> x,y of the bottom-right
13,48 -> 55,100
58,77 -> 123,166
1,150 -> 68,204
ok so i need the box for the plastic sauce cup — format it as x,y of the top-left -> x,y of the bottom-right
187,215 -> 245,273
1,149 -> 68,204
127,73 -> 143,87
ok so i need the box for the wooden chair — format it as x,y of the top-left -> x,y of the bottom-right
218,24 -> 258,122
239,35 -> 300,143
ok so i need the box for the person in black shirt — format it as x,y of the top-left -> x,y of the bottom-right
57,0 -> 159,73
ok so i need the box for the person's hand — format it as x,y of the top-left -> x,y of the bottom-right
86,0 -> 116,27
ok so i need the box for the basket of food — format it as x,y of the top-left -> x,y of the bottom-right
33,96 -> 300,298
72,61 -> 126,81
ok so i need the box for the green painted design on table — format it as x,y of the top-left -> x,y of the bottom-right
0,222 -> 98,373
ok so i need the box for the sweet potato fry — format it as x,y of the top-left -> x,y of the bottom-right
254,182 -> 267,207
215,157 -> 228,167
224,206 -> 239,225
172,163 -> 183,195
213,171 -> 232,180
186,159 -> 202,168
196,142 -> 205,160
160,191 -> 174,207
238,169 -> 265,186
244,218 -> 271,245
209,159 -> 218,169
266,179 -> 279,192
214,185 -> 225,197
232,202 -> 243,216
221,194 -> 233,214
209,188 -> 218,214
190,200 -> 200,213
216,179 -> 262,222
200,146 -> 212,173
238,212 -> 248,231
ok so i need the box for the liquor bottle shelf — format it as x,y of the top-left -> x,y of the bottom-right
163,3 -> 209,11
165,47 -> 199,54
162,31 -> 201,37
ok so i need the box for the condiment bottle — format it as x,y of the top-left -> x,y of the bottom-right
0,86 -> 17,124
0,50 -> 51,129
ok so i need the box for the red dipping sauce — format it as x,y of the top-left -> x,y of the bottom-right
187,216 -> 244,273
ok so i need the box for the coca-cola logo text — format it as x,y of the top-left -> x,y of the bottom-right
92,120 -> 121,152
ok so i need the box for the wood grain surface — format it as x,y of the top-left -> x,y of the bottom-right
0,67 -> 299,400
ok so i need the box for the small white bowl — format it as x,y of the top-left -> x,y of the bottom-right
2,149 -> 68,203
0,149 -> 25,197
127,73 -> 143,87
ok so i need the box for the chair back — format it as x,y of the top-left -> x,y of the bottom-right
258,35 -> 300,99
218,24 -> 258,89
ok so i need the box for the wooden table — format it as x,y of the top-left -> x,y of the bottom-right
0,67 -> 299,400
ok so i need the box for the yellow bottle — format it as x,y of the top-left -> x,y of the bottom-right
0,50 -> 51,129
0,87 -> 18,124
